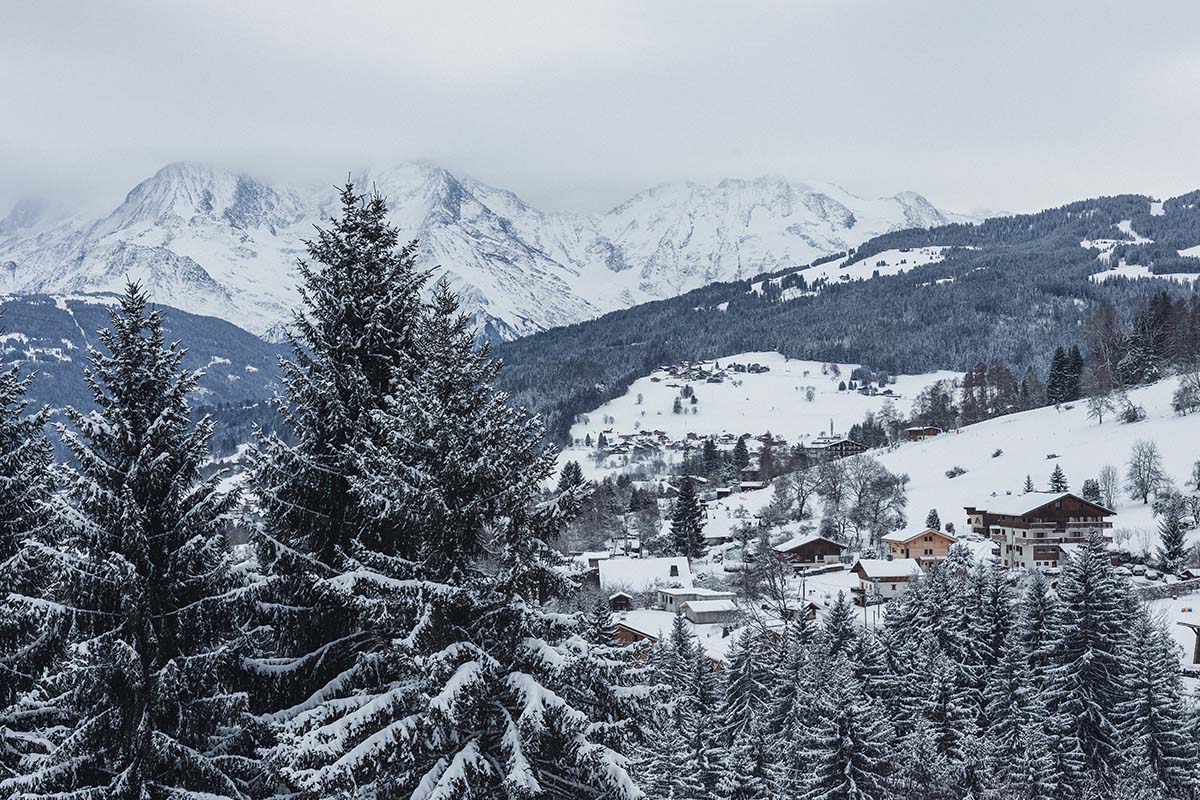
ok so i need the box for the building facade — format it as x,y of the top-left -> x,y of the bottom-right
964,493 -> 1114,570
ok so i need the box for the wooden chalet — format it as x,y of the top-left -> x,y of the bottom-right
964,492 -> 1115,571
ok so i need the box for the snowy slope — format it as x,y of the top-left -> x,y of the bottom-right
0,164 -> 977,340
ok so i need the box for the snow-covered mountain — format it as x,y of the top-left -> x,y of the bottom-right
0,162 -> 979,340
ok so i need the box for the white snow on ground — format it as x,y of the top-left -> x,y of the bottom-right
1089,263 -> 1198,287
871,377 -> 1200,547
1181,244 -> 1200,258
748,246 -> 956,299
1117,219 -> 1153,244
560,351 -> 957,479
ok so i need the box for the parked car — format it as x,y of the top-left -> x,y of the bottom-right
1145,569 -> 1161,581
1132,564 -> 1147,576
1114,566 -> 1132,577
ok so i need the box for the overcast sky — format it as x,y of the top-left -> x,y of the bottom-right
4,0 -> 1200,216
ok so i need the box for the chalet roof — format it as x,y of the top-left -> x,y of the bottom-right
966,492 -> 1115,519
773,533 -> 844,553
853,558 -> 923,579
681,599 -> 739,614
657,587 -> 737,599
881,528 -> 956,545
599,557 -> 693,592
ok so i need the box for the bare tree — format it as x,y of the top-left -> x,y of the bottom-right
1098,464 -> 1120,509
1086,392 -> 1115,425
791,466 -> 824,521
1126,440 -> 1166,504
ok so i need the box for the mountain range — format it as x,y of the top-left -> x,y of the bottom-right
0,162 -> 979,341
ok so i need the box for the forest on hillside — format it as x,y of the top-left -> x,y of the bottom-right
496,192 -> 1200,442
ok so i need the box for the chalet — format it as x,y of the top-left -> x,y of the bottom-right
577,550 -> 612,570
964,493 -> 1115,571
880,528 -> 956,563
851,558 -> 922,605
598,556 -> 692,594
800,435 -> 868,463
772,533 -> 845,566
681,598 -> 739,624
904,425 -> 942,442
656,586 -> 737,613
608,591 -> 634,612
739,480 -> 768,492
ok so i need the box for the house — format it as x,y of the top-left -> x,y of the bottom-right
773,533 -> 845,566
739,480 -> 768,492
851,558 -> 922,605
964,493 -> 1115,571
598,556 -> 693,594
904,425 -> 942,442
657,586 -> 737,613
880,528 -> 957,563
577,551 -> 612,570
800,435 -> 868,463
608,591 -> 634,611
681,598 -> 739,624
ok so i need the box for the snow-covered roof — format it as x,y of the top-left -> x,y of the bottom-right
773,533 -> 842,552
853,558 -> 923,579
682,599 -> 739,614
599,557 -> 693,592
957,540 -> 999,562
657,586 -> 736,598
881,528 -> 955,545
968,492 -> 1114,518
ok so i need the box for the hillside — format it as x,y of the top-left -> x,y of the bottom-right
496,191 -> 1200,442
0,163 -> 970,341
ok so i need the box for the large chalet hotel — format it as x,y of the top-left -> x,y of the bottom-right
964,492 -> 1114,570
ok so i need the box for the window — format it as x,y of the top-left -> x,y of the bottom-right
669,565 -> 679,577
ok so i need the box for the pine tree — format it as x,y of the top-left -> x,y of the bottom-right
703,437 -> 722,476
1066,345 -> 1085,402
1045,532 -> 1127,787
671,476 -> 707,559
819,591 -> 859,659
1081,478 -> 1102,504
266,278 -> 642,798
925,507 -> 941,530
800,662 -> 893,800
715,726 -> 771,800
558,459 -> 585,493
1024,474 -> 1036,494
0,357 -> 57,715
1049,464 -> 1069,493
0,285 -> 259,800
1046,346 -> 1069,405
717,628 -> 772,747
1114,611 -> 1196,796
1156,492 -> 1187,572
733,435 -> 750,471
246,183 -> 427,713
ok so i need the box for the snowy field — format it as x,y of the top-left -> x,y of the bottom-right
870,377 -> 1200,545
560,351 -> 957,479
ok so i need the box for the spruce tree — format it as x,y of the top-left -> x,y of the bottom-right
1049,464 -> 1069,493
801,662 -> 893,800
1081,478 -> 1102,505
246,183 -> 426,712
1114,611 -> 1196,796
819,590 -> 859,659
924,507 -> 941,530
558,459 -> 585,494
1046,346 -> 1068,405
733,435 -> 750,472
0,357 -> 57,714
671,476 -> 707,559
1045,532 -> 1127,787
1024,474 -> 1036,494
1156,492 -> 1187,572
0,285 -> 258,800
717,628 -> 772,747
266,279 -> 642,798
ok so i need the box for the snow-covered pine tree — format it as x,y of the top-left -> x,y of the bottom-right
714,725 -> 771,800
246,183 -> 426,711
732,436 -> 750,471
1049,464 -> 1069,493
1155,491 -> 1187,572
670,476 -> 707,559
716,627 -> 772,747
800,660 -> 893,800
558,460 -> 585,494
1044,532 -> 1128,788
1113,610 -> 1196,796
0,284 -> 258,800
818,590 -> 859,659
266,279 -> 642,799
1024,474 -> 1036,494
891,717 -> 953,800
0,356 -> 57,712
924,508 -> 941,530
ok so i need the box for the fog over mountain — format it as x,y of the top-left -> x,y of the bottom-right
0,161 -> 978,340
